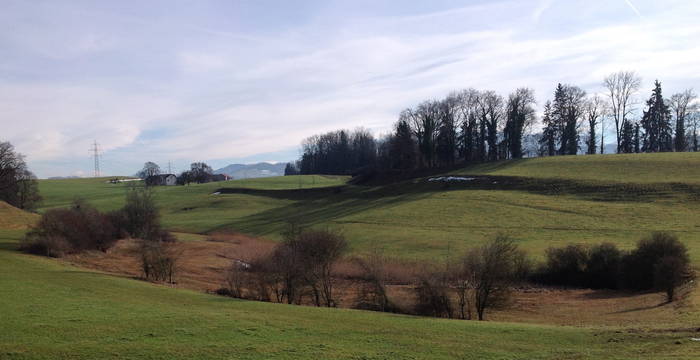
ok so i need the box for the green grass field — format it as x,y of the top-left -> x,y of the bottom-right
458,152 -> 700,184
0,225 -> 696,359
36,153 -> 700,262
4,153 -> 700,358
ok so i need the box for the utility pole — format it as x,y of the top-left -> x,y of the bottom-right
89,140 -> 101,177
168,161 -> 172,174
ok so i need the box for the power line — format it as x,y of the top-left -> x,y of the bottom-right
89,140 -> 101,178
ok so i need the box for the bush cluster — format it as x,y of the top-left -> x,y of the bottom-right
22,187 -> 174,256
220,227 -> 348,307
534,232 -> 693,301
22,200 -> 120,257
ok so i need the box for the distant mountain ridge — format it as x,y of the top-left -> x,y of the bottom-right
214,162 -> 288,179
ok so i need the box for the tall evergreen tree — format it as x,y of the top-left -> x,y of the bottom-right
436,97 -> 458,166
640,80 -> 673,152
391,119 -> 417,170
538,101 -> 557,156
619,120 -> 635,154
455,89 -> 479,162
552,84 -> 586,155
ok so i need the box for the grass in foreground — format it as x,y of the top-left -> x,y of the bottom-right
1,240 -> 697,359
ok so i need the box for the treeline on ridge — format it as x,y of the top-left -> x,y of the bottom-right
285,71 -> 700,176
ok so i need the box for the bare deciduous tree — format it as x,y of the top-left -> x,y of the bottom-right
690,112 -> 700,152
476,91 -> 504,161
137,161 -> 161,180
294,230 -> 348,307
585,95 -> 605,155
463,235 -> 528,320
354,251 -> 392,312
603,71 -> 642,153
668,89 -> 698,152
504,88 -> 536,159
0,141 -> 41,210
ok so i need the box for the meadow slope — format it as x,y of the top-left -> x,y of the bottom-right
0,202 -> 698,359
37,153 -> 700,262
3,155 -> 700,358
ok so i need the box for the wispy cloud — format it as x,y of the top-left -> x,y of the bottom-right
624,0 -> 643,18
1,0 -> 699,177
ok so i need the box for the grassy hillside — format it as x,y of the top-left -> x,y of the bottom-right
459,152 -> 700,184
0,234 -> 696,359
36,154 -> 700,262
4,155 -> 700,358
37,175 -> 346,212
0,201 -> 38,230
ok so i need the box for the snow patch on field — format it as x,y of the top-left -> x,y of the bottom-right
427,176 -> 475,182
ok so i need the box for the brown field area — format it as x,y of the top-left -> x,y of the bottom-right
63,233 -> 698,329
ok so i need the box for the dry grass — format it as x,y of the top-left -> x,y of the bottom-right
0,201 -> 38,230
61,232 -> 699,328
65,232 -> 277,291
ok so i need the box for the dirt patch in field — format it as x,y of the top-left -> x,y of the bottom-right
63,233 -> 695,327
64,233 -> 276,292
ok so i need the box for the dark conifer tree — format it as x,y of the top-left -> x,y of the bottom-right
391,120 -> 417,170
538,101 -> 557,156
619,121 -> 635,153
552,84 -> 585,155
436,98 -> 457,166
641,80 -> 673,152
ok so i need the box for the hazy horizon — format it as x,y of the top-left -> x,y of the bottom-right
2,0 -> 699,178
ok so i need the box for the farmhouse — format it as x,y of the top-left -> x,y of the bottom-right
212,174 -> 231,182
146,174 -> 177,186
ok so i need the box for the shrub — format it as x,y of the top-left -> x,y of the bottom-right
414,271 -> 453,318
20,234 -> 71,257
540,244 -> 589,286
654,255 -> 693,302
22,200 -> 118,255
140,240 -> 178,283
353,253 -> 394,312
259,227 -> 348,306
619,232 -> 693,301
223,260 -> 250,298
586,242 -> 622,289
121,187 -> 162,240
620,232 -> 690,291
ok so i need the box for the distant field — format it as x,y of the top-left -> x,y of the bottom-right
36,154 -> 700,263
37,175 -> 347,212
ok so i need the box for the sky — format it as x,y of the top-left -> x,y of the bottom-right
1,0 -> 699,178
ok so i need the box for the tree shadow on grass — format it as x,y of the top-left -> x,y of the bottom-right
206,172 -> 700,236
206,186 -> 432,236
608,302 -> 667,314
0,240 -> 18,251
